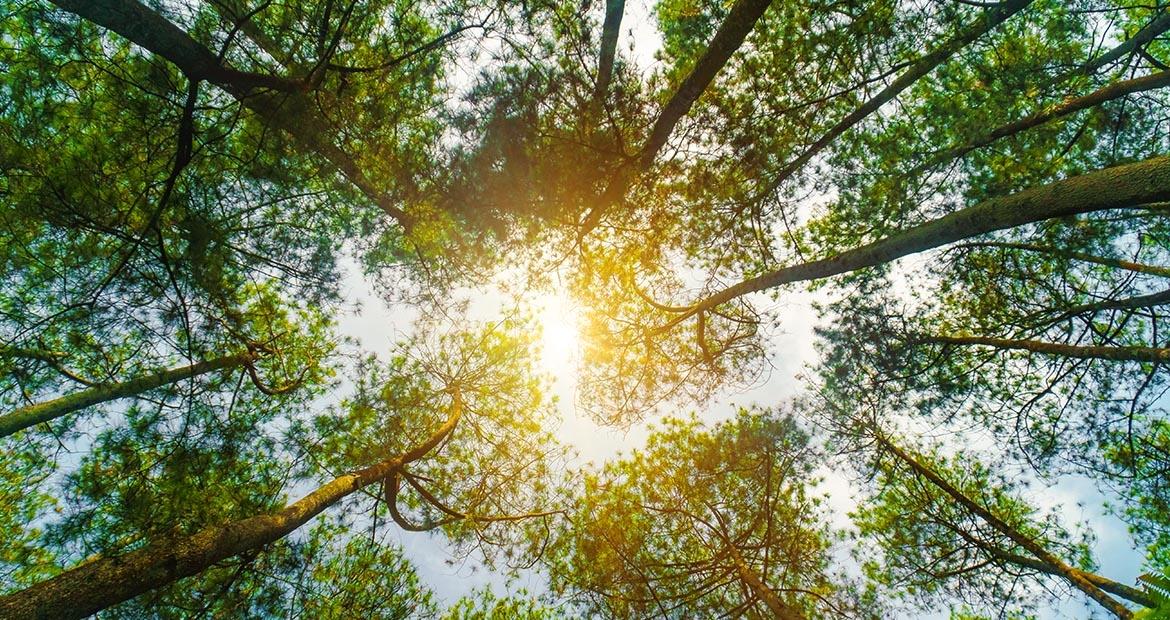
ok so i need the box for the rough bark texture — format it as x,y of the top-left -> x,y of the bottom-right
761,0 -> 1033,195
878,435 -> 1134,619
930,335 -> 1170,363
662,155 -> 1170,331
0,352 -> 251,438
0,393 -> 462,620
48,0 -> 413,228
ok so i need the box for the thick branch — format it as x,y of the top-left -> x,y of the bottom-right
760,0 -> 1032,195
876,434 -> 1133,619
953,241 -> 1170,278
986,547 -> 1159,608
0,390 -> 463,619
658,156 -> 1170,332
915,70 -> 1170,175
1056,10 -> 1170,83
927,335 -> 1170,363
725,544 -> 806,620
47,0 -> 413,228
0,352 -> 253,438
49,0 -> 303,93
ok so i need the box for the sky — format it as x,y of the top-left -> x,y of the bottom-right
334,249 -> 1147,618
329,1 -> 1151,616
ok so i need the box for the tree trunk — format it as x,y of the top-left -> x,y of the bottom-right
0,352 -> 252,438
928,335 -> 1170,363
0,392 -> 463,620
725,544 -> 806,620
592,0 -> 625,107
661,155 -> 1170,332
875,434 -> 1134,619
761,0 -> 1033,194
580,0 -> 773,234
47,0 -> 413,229
987,548 -> 1159,608
915,70 -> 1170,175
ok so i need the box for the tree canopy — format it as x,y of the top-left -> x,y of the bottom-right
1,0 -> 1169,618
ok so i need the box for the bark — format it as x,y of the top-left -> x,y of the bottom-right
876,434 -> 1134,619
47,0 -> 413,228
1054,10 -> 1170,83
987,548 -> 1159,608
928,335 -> 1170,363
954,241 -> 1170,278
0,352 -> 252,438
1039,288 -> 1170,327
49,0 -> 302,93
580,0 -> 772,234
914,70 -> 1170,176
759,0 -> 1033,195
592,0 -> 625,106
657,156 -> 1170,332
725,545 -> 806,620
0,392 -> 463,620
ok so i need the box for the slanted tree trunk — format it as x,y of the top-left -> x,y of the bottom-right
927,335 -> 1170,363
580,0 -> 773,234
660,155 -> 1170,332
592,0 -> 625,108
874,433 -> 1135,619
47,0 -> 414,228
760,0 -> 1033,194
0,352 -> 252,438
0,392 -> 463,620
986,548 -> 1159,608
725,544 -> 806,620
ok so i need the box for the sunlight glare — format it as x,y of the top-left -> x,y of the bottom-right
536,291 -> 581,374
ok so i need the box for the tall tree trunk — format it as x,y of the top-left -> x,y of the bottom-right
913,70 -> 1170,176
1054,10 -> 1170,83
592,0 -> 625,108
874,433 -> 1135,619
927,335 -> 1170,363
760,0 -> 1033,195
0,392 -> 463,620
725,544 -> 806,620
954,241 -> 1170,278
47,0 -> 414,229
659,155 -> 1170,332
0,352 -> 252,438
987,548 -> 1159,608
580,0 -> 773,234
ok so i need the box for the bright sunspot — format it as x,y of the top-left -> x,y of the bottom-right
535,292 -> 581,374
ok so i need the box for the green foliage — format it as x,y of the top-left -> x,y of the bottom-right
442,587 -> 563,619
549,408 -> 873,617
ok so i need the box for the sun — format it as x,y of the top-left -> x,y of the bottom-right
535,291 -> 581,373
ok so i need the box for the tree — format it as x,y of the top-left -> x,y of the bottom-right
0,321 -> 565,618
548,409 -> 873,618
559,1 -> 1170,421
